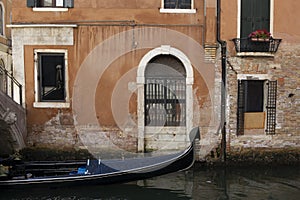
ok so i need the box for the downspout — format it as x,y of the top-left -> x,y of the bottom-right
217,0 -> 227,162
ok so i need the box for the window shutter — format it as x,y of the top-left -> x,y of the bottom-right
237,80 -> 245,135
241,0 -> 270,38
266,80 -> 277,135
253,0 -> 270,31
64,0 -> 74,8
27,0 -> 35,7
241,0 -> 253,38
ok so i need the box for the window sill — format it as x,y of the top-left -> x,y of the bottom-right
159,8 -> 196,14
32,7 -> 68,12
236,52 -> 275,57
33,102 -> 70,108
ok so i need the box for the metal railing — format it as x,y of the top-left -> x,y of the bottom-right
232,38 -> 282,53
0,65 -> 22,105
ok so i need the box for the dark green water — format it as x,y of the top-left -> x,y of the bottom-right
1,165 -> 299,200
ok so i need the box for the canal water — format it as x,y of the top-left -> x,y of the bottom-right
1,164 -> 299,200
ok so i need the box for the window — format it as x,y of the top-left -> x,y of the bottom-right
34,49 -> 69,108
237,80 -> 277,135
233,0 -> 281,54
0,3 -> 4,36
244,81 -> 265,112
145,55 -> 186,127
240,0 -> 270,38
0,60 -> 6,93
164,0 -> 191,9
38,0 -> 63,7
160,0 -> 196,13
27,0 -> 74,8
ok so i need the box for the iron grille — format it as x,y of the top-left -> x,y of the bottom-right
145,78 -> 186,127
266,81 -> 277,135
232,38 -> 281,53
237,80 -> 245,135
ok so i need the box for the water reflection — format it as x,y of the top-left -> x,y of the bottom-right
1,164 -> 299,200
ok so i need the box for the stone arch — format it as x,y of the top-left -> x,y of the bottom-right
136,45 -> 194,152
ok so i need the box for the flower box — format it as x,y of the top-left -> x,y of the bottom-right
250,38 -> 270,42
232,38 -> 282,53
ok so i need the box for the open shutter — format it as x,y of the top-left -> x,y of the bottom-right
64,0 -> 74,8
27,0 -> 36,7
266,80 -> 277,135
237,80 -> 245,135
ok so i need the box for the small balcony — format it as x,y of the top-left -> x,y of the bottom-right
232,38 -> 282,55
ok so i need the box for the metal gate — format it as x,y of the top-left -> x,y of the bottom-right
237,80 -> 245,135
145,77 -> 186,126
266,80 -> 277,135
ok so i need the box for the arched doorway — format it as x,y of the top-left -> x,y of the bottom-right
145,55 -> 186,127
137,46 -> 194,152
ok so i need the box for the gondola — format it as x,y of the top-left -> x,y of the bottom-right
0,127 -> 200,188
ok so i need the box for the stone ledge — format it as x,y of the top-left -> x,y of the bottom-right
200,147 -> 300,166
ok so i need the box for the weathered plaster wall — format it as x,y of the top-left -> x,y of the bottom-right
18,25 -> 214,153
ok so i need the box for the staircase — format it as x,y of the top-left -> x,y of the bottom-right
0,67 -> 26,156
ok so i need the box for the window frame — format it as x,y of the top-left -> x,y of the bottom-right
237,0 -> 274,39
0,2 -> 5,36
236,75 -> 277,135
160,0 -> 196,14
27,0 -> 73,12
236,0 -> 274,56
33,49 -> 70,108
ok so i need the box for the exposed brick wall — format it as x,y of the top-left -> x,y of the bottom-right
225,43 -> 300,150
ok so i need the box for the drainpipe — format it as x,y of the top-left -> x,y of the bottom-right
217,0 -> 227,162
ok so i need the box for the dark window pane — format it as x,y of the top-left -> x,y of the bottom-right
244,80 -> 264,112
0,5 -> 3,35
36,0 -> 66,7
39,53 -> 65,101
164,0 -> 191,9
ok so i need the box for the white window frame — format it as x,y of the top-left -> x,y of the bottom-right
33,7 -> 68,12
33,49 -> 70,108
236,0 -> 274,57
32,0 -> 67,11
237,0 -> 274,38
160,0 -> 196,14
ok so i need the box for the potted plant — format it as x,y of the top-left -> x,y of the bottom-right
248,29 -> 272,41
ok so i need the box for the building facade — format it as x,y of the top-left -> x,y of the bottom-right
9,0 -> 300,158
222,0 -> 300,151
0,0 -> 12,95
10,0 -> 222,156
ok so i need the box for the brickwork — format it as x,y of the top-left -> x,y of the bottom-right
26,111 -> 138,154
225,43 -> 300,150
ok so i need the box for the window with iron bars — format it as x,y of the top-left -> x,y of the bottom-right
237,80 -> 277,135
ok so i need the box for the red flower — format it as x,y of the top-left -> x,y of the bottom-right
248,29 -> 272,39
